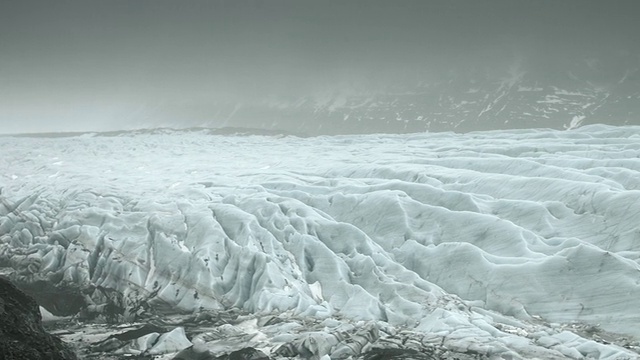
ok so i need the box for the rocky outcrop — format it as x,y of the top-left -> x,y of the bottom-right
173,346 -> 269,360
0,276 -> 77,360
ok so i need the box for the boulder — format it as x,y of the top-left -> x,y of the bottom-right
0,276 -> 77,359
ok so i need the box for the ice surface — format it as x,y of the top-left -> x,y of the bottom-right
2,125 -> 640,358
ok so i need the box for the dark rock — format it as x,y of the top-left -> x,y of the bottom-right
216,347 -> 269,360
13,278 -> 86,316
359,346 -> 489,360
91,323 -> 168,352
111,323 -> 167,342
173,346 -> 269,360
360,347 -> 438,360
173,345 -> 215,360
0,276 -> 77,359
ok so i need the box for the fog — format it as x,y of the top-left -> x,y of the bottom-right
1,0 -> 639,134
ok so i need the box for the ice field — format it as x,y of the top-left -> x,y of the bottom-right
2,125 -> 640,359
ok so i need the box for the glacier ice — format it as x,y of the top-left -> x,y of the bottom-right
1,125 -> 640,358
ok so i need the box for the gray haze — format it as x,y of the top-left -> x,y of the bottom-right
1,0 -> 639,134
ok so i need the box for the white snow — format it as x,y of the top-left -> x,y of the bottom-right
565,115 -> 586,130
2,125 -> 640,359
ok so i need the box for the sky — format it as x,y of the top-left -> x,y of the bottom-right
1,0 -> 639,134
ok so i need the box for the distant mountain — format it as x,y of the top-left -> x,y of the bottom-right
203,53 -> 639,135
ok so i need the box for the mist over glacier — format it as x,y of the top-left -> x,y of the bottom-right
2,125 -> 640,358
1,0 -> 639,135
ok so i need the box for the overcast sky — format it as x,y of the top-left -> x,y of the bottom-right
1,0 -> 638,134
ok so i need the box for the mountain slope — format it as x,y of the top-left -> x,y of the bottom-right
190,54 -> 640,135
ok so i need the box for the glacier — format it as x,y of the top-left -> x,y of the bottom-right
1,125 -> 640,359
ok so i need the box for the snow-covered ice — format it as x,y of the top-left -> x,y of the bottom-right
1,125 -> 640,359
